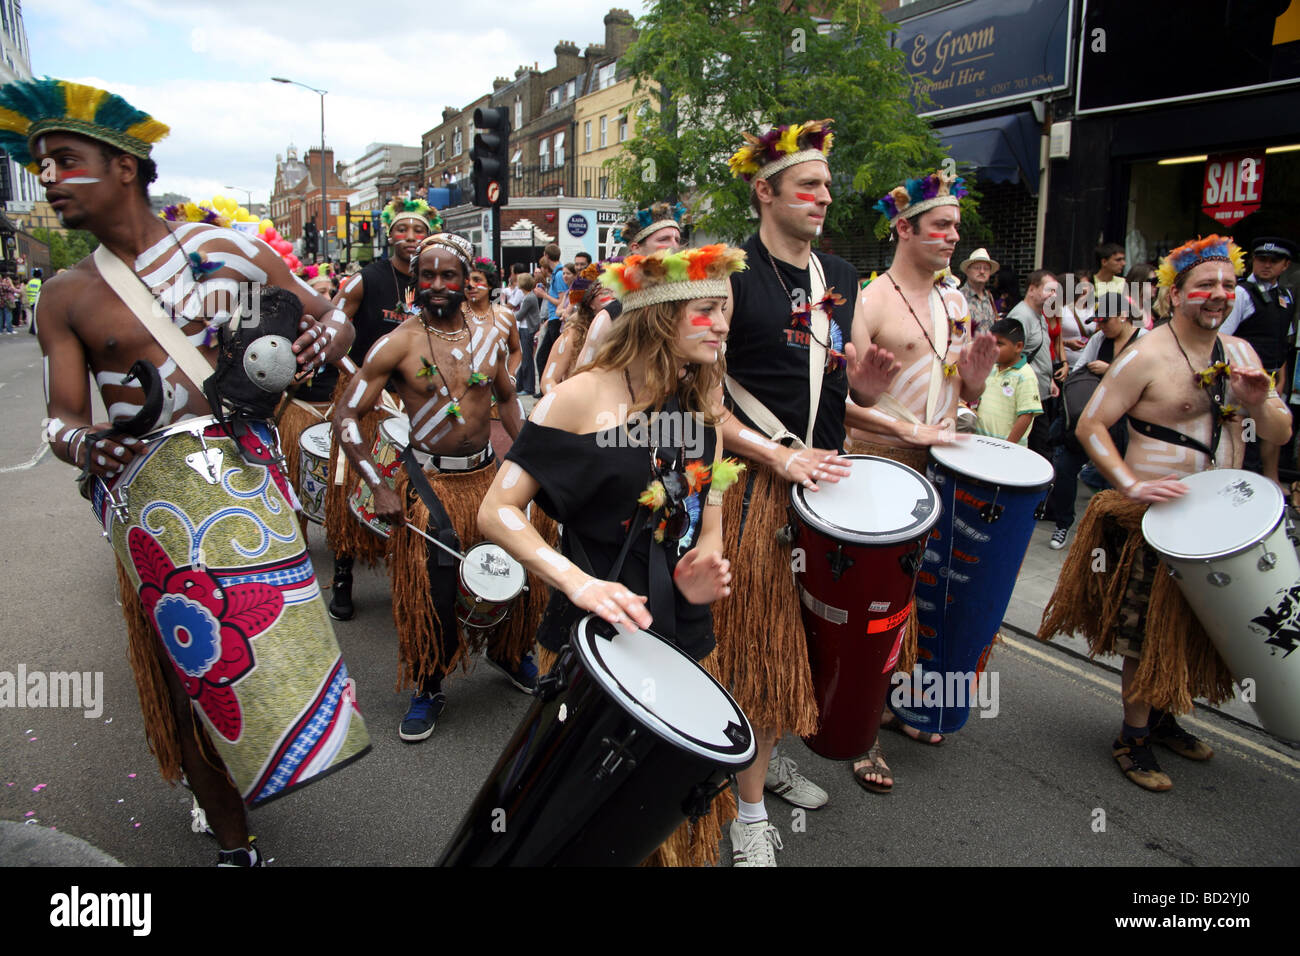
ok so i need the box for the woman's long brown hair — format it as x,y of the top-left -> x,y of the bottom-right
579,297 -> 726,424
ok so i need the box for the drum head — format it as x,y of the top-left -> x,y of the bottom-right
930,435 -> 1054,488
574,615 -> 754,766
791,455 -> 939,545
300,422 -> 332,457
1142,469 -> 1284,560
380,415 -> 410,448
461,542 -> 525,600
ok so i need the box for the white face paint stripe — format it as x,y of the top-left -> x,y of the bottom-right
359,461 -> 379,484
1111,349 -> 1139,378
536,546 -> 571,571
499,508 -> 526,531
684,330 -> 711,340
532,393 -> 556,424
502,463 -> 522,488
738,428 -> 777,449
60,176 -> 100,185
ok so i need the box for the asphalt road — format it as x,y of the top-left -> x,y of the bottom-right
1,332 -> 1296,868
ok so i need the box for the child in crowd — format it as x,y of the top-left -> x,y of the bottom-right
976,318 -> 1042,447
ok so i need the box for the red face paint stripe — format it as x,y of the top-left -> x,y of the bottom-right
690,315 -> 712,326
927,232 -> 947,239
419,281 -> 432,289
794,192 -> 817,202
58,168 -> 92,180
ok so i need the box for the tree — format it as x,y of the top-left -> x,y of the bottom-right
30,227 -> 98,271
611,0 -> 980,244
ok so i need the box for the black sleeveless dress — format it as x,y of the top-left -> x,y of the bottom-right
505,412 -> 717,661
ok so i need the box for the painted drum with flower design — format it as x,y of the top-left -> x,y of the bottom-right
94,416 -> 370,806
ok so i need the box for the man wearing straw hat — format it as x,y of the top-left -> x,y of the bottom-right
959,247 -> 1000,336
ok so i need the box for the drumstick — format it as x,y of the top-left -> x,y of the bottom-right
404,521 -> 467,562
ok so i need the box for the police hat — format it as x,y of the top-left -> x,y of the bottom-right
1251,237 -> 1297,260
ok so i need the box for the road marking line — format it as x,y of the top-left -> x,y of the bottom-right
1000,633 -> 1300,774
0,441 -> 49,473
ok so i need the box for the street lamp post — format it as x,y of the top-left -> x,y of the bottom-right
272,77 -> 328,261
224,185 -> 254,214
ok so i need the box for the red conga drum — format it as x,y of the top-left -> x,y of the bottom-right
791,455 -> 940,759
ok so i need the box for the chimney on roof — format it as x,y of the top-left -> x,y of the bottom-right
605,8 -> 636,56
584,42 -> 607,60
493,76 -> 510,91
442,107 -> 458,122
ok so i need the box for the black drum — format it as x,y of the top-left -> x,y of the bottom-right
437,615 -> 756,866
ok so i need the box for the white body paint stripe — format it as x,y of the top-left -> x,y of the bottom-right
502,463 -> 522,488
499,508 -> 526,531
536,546 -> 570,571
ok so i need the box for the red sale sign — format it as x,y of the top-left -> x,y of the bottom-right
1202,152 -> 1265,225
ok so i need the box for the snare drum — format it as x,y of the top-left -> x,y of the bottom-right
297,422 -> 332,525
457,542 -> 527,631
347,414 -> 410,538
1142,470 -> 1300,742
790,455 -> 940,759
438,615 -> 755,866
891,436 -> 1052,734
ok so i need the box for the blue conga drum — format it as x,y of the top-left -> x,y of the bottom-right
890,436 -> 1052,734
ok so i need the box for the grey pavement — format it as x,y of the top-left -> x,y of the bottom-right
1,334 -> 1295,867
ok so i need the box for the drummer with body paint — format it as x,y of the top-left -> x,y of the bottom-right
335,232 -> 541,743
479,244 -> 747,866
16,78 -> 367,865
1039,235 -> 1291,792
843,169 -> 997,789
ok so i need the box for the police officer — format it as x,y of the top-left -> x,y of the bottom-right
1222,236 -> 1297,482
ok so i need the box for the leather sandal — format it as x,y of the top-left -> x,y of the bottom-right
852,740 -> 893,794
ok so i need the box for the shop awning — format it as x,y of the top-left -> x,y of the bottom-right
936,112 -> 1041,195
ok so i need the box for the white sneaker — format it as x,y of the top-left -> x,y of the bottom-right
1049,527 -> 1068,550
730,819 -> 782,867
190,795 -> 214,837
764,753 -> 829,809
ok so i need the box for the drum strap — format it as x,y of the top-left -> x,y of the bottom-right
399,446 -> 463,567
564,506 -> 676,642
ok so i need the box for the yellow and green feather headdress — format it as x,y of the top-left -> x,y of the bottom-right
381,198 -> 442,236
0,77 -> 169,173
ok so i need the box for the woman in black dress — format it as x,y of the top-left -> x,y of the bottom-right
478,244 -> 747,865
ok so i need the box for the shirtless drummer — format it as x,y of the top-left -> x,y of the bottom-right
845,169 -> 997,788
12,78 -> 357,864
334,233 -> 535,742
1040,235 -> 1291,791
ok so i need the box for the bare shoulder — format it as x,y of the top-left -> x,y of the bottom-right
534,370 -> 605,432
1220,333 -> 1263,367
40,257 -> 107,322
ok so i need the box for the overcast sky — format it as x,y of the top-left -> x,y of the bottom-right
25,0 -> 652,206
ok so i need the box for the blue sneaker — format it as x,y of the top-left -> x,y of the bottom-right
487,651 -> 538,694
398,692 -> 446,742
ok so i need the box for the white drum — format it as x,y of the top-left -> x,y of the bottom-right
1142,469 -> 1300,741
297,422 -> 333,525
456,542 -> 528,630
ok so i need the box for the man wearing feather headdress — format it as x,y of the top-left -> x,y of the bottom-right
8,77 -> 359,865
1039,235 -> 1291,791
711,119 -> 901,865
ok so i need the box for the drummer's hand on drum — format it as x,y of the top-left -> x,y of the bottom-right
1125,475 -> 1189,503
783,447 -> 851,492
85,426 -> 141,478
567,576 -> 652,629
673,548 -> 732,604
901,417 -> 960,447
372,484 -> 406,524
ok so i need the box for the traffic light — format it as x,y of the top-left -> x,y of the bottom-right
358,219 -> 371,244
304,219 -> 318,256
471,107 -> 510,208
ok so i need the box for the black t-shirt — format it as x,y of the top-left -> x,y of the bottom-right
354,257 -> 416,362
726,233 -> 859,450
505,415 -> 718,661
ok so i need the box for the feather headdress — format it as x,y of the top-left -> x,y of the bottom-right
1156,235 -> 1245,289
873,168 -> 967,228
599,244 -> 746,310
160,201 -> 227,228
569,261 -> 602,293
0,77 -> 168,173
615,200 -> 687,245
381,197 -> 441,235
728,119 -> 833,184
469,256 -> 499,284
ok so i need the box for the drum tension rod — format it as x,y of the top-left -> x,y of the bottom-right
596,729 -> 639,780
682,775 -> 735,822
826,547 -> 855,582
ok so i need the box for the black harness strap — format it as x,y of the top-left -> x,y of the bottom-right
400,446 -> 463,567
1127,338 -> 1227,461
